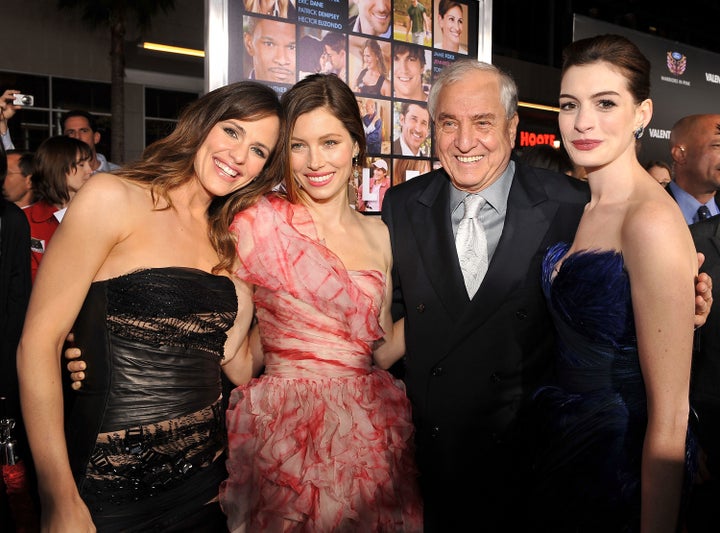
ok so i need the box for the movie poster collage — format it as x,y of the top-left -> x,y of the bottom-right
228,0 -> 476,213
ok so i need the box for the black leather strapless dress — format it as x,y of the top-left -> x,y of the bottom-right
67,267 -> 237,532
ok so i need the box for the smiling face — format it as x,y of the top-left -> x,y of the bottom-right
194,116 -> 280,198
372,166 -> 388,184
434,69 -> 518,193
357,0 -> 391,36
244,19 -> 296,83
439,5 -> 463,51
400,103 -> 430,155
364,99 -> 376,115
676,114 -> 720,193
362,46 -> 379,69
290,107 -> 358,204
393,50 -> 425,101
558,61 -> 647,173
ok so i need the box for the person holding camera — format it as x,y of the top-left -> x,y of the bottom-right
0,89 -> 25,151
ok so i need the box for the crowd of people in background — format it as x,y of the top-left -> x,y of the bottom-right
3,32 -> 720,533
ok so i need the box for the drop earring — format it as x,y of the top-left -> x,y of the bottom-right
633,126 -> 644,139
352,155 -> 360,182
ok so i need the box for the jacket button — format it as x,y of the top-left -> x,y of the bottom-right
416,303 -> 425,313
432,366 -> 444,376
430,426 -> 440,438
515,309 -> 528,319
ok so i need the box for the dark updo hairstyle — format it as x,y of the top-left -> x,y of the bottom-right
561,34 -> 651,104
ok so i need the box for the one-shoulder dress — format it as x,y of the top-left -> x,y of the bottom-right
219,195 -> 423,533
67,267 -> 237,532
530,242 -> 696,532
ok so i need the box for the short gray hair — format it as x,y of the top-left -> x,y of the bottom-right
428,59 -> 518,121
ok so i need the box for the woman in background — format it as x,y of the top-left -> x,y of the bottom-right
643,159 -> 672,186
353,39 -> 391,97
24,135 -> 93,282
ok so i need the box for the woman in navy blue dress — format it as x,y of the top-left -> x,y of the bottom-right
531,34 -> 698,533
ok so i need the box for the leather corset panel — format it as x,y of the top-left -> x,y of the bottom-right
67,267 -> 237,501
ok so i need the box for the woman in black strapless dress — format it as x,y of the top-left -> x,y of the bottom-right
17,81 -> 284,532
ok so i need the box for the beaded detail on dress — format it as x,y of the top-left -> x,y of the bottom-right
105,267 -> 236,357
69,267 -> 237,527
84,400 -> 225,505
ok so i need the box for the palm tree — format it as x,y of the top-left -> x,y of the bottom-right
57,0 -> 176,163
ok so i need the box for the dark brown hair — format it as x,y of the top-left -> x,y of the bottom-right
32,136 -> 92,206
279,74 -> 366,203
438,0 -> 463,18
561,34 -> 651,104
114,81 -> 284,273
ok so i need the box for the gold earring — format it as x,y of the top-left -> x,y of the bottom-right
352,156 -> 360,182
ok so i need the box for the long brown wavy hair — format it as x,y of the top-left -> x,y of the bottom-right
113,81 -> 285,273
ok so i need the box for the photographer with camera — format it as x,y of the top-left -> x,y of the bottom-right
0,89 -> 25,151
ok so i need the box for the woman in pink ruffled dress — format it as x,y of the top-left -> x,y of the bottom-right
219,73 -> 423,532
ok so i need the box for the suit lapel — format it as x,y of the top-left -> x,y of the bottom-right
709,217 -> 720,257
449,167 -> 559,346
407,171 -> 469,319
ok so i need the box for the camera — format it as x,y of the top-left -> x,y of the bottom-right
12,94 -> 34,107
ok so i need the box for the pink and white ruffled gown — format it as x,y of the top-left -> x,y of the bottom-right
219,195 -> 423,533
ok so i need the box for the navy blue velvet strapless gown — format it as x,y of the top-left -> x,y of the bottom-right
530,242 -> 696,533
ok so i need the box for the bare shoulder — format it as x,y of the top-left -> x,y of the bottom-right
623,192 -> 687,242
354,211 -> 392,266
356,212 -> 390,243
71,172 -> 147,211
357,211 -> 388,231
62,173 -> 152,245
622,192 -> 696,270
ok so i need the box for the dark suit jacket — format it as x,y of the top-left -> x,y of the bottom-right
690,215 -> 720,477
381,163 -> 589,532
0,200 -> 32,455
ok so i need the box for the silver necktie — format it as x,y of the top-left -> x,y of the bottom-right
455,194 -> 488,298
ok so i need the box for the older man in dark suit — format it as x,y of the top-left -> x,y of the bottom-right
382,59 -> 712,532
